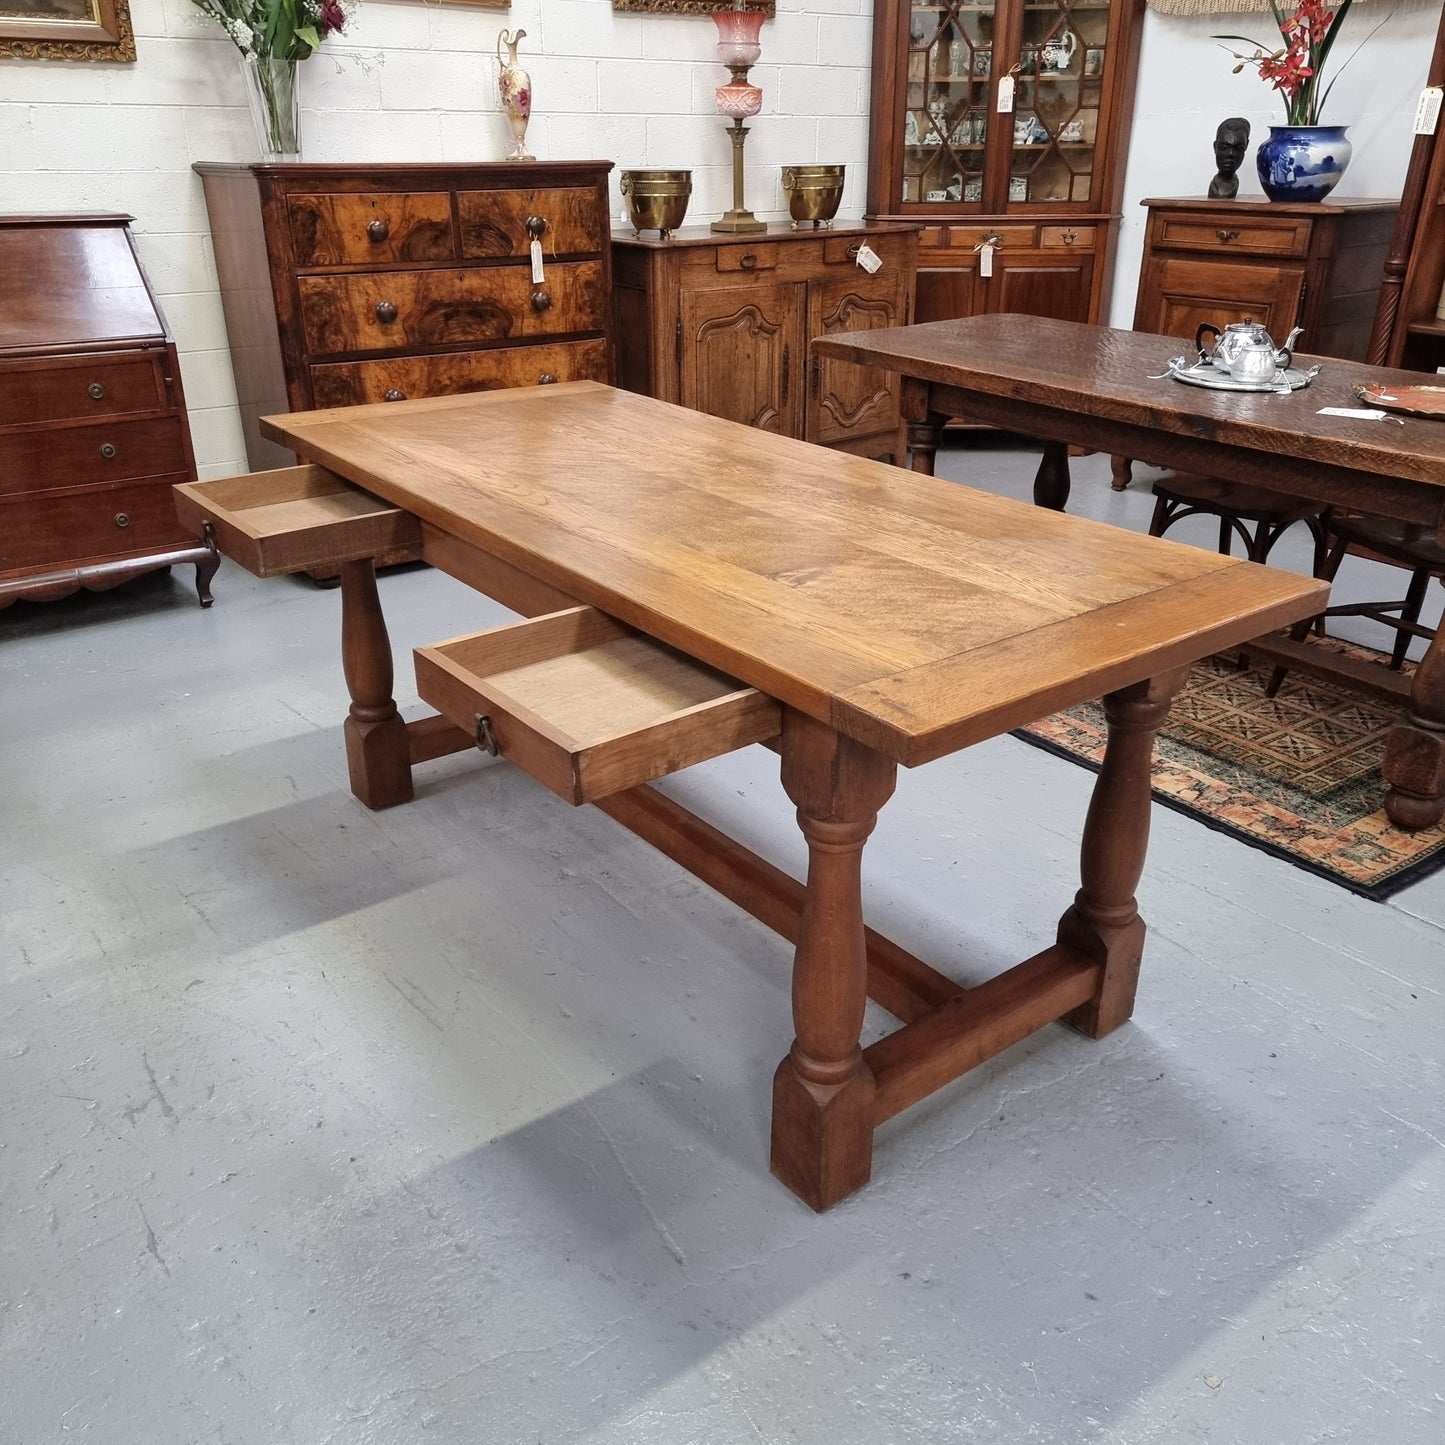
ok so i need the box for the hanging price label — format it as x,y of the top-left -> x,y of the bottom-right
530,238 -> 545,284
996,74 -> 1016,113
976,238 -> 996,278
854,243 -> 883,274
1415,86 -> 1443,136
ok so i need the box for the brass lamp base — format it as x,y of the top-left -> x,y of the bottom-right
711,210 -> 766,234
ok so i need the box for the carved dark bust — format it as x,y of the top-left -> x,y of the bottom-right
1208,117 -> 1251,200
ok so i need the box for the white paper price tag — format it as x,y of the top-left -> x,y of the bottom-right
996,74 -> 1015,113
1415,86 -> 1443,136
530,238 -> 545,284
854,243 -> 883,274
977,239 -> 995,278
1319,406 -> 1386,420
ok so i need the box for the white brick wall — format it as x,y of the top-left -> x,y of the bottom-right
0,0 -> 1433,476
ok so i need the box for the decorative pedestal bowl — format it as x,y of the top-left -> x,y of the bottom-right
781,164 -> 845,229
620,170 -> 692,240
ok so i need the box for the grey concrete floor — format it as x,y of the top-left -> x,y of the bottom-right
2,447 -> 1442,1445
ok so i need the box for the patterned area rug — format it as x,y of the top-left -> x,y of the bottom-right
1015,640 -> 1445,900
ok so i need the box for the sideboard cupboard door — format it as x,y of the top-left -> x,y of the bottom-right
680,282 -> 805,437
1140,256 -> 1305,345
805,268 -> 909,448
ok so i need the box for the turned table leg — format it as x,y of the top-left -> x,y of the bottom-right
1058,668 -> 1189,1038
1383,592 -> 1445,830
339,558 -> 412,810
772,711 -> 897,1211
1033,440 -> 1072,511
900,377 -> 945,476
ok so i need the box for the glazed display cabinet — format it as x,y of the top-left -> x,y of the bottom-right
866,0 -> 1144,328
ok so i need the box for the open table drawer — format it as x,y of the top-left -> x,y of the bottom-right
416,607 -> 781,805
173,464 -> 420,577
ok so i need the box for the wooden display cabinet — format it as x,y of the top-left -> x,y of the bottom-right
612,224 -> 919,460
866,0 -> 1145,330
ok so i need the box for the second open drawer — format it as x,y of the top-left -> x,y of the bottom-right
415,607 -> 781,805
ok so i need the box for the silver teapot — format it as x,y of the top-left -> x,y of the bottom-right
1196,320 -> 1302,384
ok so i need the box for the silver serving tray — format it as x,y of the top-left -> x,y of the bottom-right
1167,360 -> 1320,393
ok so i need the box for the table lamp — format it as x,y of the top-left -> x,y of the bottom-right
711,2 -> 767,234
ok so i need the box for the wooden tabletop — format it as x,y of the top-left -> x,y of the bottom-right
812,314 -> 1445,498
264,382 -> 1324,767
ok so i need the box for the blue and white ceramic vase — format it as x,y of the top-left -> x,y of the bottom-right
1256,125 -> 1352,204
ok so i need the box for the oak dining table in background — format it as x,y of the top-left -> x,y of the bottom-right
811,314 -> 1445,833
174,382 -> 1323,1210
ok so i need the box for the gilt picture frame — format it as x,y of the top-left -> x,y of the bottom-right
0,0 -> 136,60
612,1 -> 774,14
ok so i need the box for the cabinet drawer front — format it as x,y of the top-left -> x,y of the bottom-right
298,261 -> 608,356
310,338 -> 608,407
1040,225 -> 1096,250
715,243 -> 780,273
457,188 -> 605,259
415,607 -> 780,806
946,224 -> 1037,251
1153,214 -> 1311,257
0,416 -> 187,494
821,234 -> 914,268
287,192 -> 456,267
0,354 -> 166,427
1,476 -> 190,572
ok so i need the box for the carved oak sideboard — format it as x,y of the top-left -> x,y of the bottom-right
611,223 -> 919,460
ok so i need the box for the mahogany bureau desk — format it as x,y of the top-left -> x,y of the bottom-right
173,383 -> 1322,1210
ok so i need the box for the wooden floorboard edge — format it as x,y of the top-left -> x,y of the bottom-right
595,783 -> 962,1024
864,946 -> 1102,1125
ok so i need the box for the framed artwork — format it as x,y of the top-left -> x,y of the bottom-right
613,1 -> 774,14
0,0 -> 135,60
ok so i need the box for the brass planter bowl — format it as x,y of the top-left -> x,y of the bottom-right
620,169 -> 692,240
781,164 -> 845,229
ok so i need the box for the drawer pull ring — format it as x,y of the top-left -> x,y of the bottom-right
375,301 -> 399,324
530,288 -> 552,313
525,215 -> 547,240
537,372 -> 557,385
1061,228 -> 1078,245
88,382 -> 105,400
846,244 -> 862,261
100,442 -> 117,460
114,512 -> 130,529
367,219 -> 390,243
383,388 -> 407,402
1216,228 -> 1240,242
739,252 -> 758,270
474,714 -> 500,757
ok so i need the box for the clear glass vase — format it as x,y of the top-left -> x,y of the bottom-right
240,54 -> 301,159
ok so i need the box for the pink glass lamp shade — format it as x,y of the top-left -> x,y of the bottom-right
716,81 -> 763,119
713,9 -> 764,68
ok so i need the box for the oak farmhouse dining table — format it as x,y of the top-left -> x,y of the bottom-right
174,382 -> 1322,1210
812,314 -> 1445,833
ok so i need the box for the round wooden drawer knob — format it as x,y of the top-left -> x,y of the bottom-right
375,301 -> 399,324
88,382 -> 105,400
367,219 -> 390,243
383,388 -> 407,402
114,512 -> 130,528
525,215 -> 547,240
100,442 -> 117,460
530,289 -> 552,313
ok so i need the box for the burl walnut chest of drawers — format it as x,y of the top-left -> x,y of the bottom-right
194,161 -> 615,472
0,214 -> 217,610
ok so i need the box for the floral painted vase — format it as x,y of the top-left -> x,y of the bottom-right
497,29 -> 534,162
1256,124 -> 1352,204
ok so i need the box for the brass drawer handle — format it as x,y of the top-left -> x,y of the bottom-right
88,382 -> 105,400
525,215 -> 547,240
474,714 -> 499,756
846,244 -> 862,261
1216,228 -> 1240,242
100,442 -> 117,460
375,301 -> 398,324
383,388 -> 407,402
530,288 -> 552,313
114,512 -> 130,528
1061,228 -> 1078,245
537,372 -> 557,385
739,252 -> 758,269
367,219 -> 390,243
